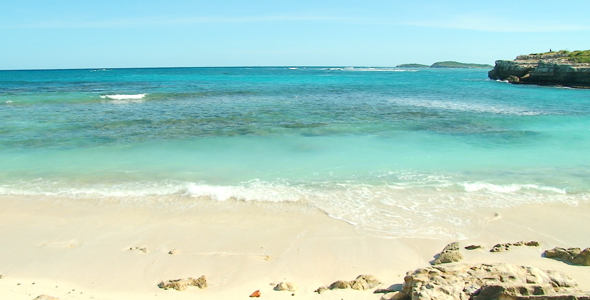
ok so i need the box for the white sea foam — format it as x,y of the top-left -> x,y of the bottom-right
0,178 -> 585,239
100,94 -> 147,100
461,182 -> 566,194
391,98 -> 543,116
100,94 -> 147,104
182,181 -> 304,202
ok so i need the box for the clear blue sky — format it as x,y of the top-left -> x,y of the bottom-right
2,0 -> 590,69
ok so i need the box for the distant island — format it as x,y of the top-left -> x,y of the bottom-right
488,50 -> 590,88
396,63 -> 430,68
397,61 -> 493,69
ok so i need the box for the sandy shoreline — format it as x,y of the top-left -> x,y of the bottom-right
1,195 -> 589,300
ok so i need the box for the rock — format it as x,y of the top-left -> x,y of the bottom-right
488,53 -> 590,88
275,282 -> 297,292
329,280 -> 351,289
168,249 -> 179,255
573,248 -> 590,266
507,75 -> 521,83
249,290 -> 261,298
544,247 -> 590,266
380,291 -> 406,300
129,246 -> 149,253
0,275 -> 4,279
375,288 -> 398,294
397,263 -> 586,300
490,241 -> 541,252
33,295 -> 59,300
491,243 -> 512,252
465,245 -> 482,250
157,275 -> 207,291
320,274 -> 382,292
351,275 -> 382,290
432,242 -> 464,264
314,286 -> 328,294
473,284 -> 560,300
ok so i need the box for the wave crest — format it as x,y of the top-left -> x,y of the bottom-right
0,178 -> 585,239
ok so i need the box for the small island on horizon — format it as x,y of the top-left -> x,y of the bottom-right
397,61 -> 493,69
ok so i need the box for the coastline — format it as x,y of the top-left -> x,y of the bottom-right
1,195 -> 589,299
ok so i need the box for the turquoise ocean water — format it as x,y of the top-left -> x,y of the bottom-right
1,67 -> 589,238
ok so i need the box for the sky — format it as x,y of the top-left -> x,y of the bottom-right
2,0 -> 590,70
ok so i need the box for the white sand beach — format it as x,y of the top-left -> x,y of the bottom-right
1,195 -> 589,300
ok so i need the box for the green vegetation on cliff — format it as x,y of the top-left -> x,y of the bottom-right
527,49 -> 590,63
568,50 -> 590,63
430,61 -> 493,69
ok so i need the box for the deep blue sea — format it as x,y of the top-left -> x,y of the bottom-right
1,67 -> 589,238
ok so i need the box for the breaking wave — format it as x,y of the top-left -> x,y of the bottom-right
99,93 -> 147,104
0,178 -> 585,239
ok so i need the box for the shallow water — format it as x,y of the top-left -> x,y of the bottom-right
1,67 -> 589,238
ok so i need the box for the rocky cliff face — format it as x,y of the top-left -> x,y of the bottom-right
488,54 -> 590,88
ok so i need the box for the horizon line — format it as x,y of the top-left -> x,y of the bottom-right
0,63 -> 496,72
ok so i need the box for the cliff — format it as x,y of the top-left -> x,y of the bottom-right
488,51 -> 590,88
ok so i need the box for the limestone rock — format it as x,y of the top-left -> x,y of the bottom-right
275,282 -> 297,292
397,263 -> 586,300
314,286 -> 328,294
465,245 -> 482,250
544,247 -> 590,266
157,275 -> 207,291
474,284 -> 561,300
320,274 -> 382,292
33,295 -> 59,300
329,280 -> 351,289
380,291 -> 406,300
432,242 -> 464,265
488,54 -> 590,88
351,275 -> 382,290
573,248 -> 590,266
490,241 -> 541,252
491,243 -> 512,252
375,288 -> 398,294
507,75 -> 521,83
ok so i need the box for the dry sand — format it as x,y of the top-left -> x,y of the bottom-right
0,195 -> 589,300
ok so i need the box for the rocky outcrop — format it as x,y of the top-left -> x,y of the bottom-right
274,282 -> 298,292
397,263 -> 589,300
157,276 -> 207,291
432,242 -> 463,265
315,274 -> 381,293
544,247 -> 590,266
488,54 -> 590,88
490,241 -> 540,252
